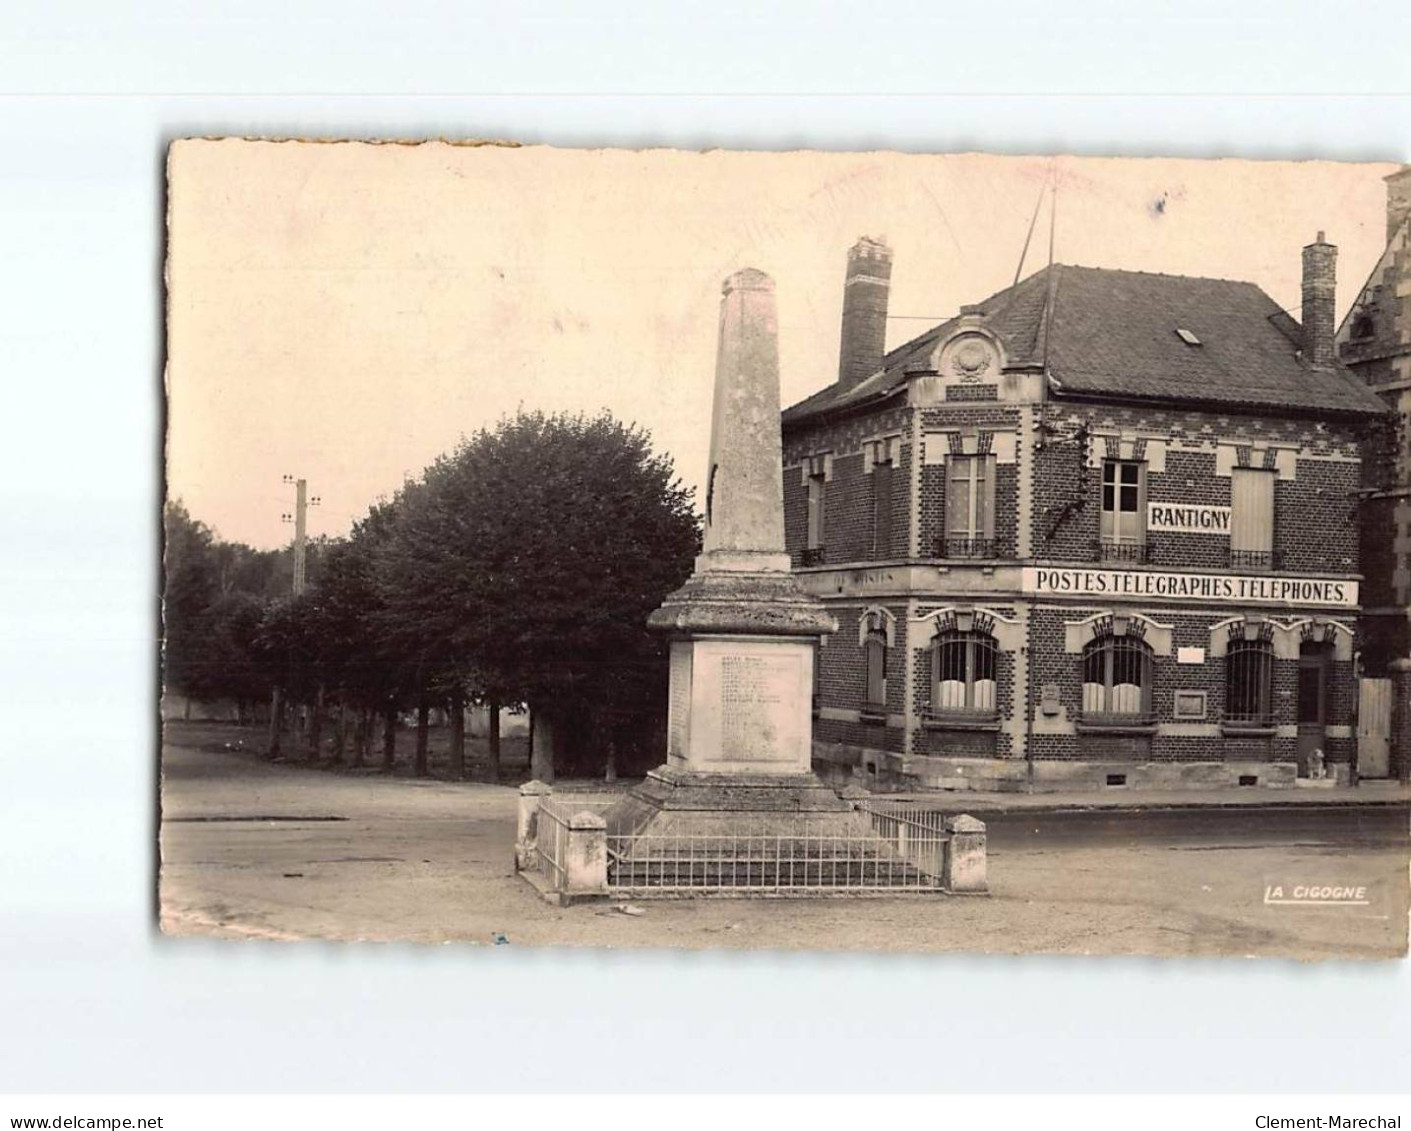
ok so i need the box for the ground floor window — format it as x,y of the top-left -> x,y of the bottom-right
1081,634 -> 1153,720
932,630 -> 998,717
1225,638 -> 1274,724
863,633 -> 887,714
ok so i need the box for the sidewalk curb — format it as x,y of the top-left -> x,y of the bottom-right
892,797 -> 1411,816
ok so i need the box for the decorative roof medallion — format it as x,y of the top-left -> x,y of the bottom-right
941,333 -> 997,384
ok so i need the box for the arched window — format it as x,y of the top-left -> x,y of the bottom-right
863,632 -> 887,716
1081,634 -> 1153,721
1225,638 -> 1274,725
932,630 -> 998,718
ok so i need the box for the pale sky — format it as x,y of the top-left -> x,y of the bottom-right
166,142 -> 1398,549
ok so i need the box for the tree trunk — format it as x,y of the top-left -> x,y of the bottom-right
332,701 -> 347,764
530,709 -> 556,784
382,706 -> 397,772
267,686 -> 283,759
448,686 -> 466,780
308,686 -> 325,762
352,708 -> 368,768
487,696 -> 501,784
414,687 -> 430,778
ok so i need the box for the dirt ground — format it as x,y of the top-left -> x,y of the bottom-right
158,722 -> 1409,959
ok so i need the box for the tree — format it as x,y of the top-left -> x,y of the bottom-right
307,504 -> 416,769
163,498 -> 293,718
378,409 -> 700,780
162,500 -> 220,705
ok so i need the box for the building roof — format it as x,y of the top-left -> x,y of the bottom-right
782,263 -> 1388,426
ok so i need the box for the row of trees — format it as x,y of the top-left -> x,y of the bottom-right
163,409 -> 701,781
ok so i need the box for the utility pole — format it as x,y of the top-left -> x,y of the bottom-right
270,475 -> 321,759
281,475 -> 321,596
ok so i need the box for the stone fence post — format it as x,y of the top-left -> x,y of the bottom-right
515,780 -> 551,871
562,811 -> 609,901
943,814 -> 988,895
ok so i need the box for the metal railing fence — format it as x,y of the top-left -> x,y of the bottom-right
597,805 -> 947,897
524,792 -> 963,899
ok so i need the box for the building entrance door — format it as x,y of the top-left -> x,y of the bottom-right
1296,642 -> 1329,776
1357,677 -> 1392,778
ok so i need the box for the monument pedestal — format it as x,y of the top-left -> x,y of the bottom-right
604,584 -> 860,840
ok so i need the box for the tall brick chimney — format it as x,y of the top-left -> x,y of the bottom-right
837,236 -> 892,390
1301,231 -> 1338,368
1387,166 -> 1411,243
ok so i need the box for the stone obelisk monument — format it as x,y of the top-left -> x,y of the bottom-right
607,267 -> 848,832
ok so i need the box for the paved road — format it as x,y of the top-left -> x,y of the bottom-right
980,806 -> 1409,850
159,740 -> 1409,958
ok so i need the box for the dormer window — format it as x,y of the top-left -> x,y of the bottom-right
1175,327 -> 1201,346
1350,313 -> 1375,341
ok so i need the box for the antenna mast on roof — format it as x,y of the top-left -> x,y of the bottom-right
1046,166 -> 1057,271
1013,180 -> 1048,287
1040,165 -> 1059,374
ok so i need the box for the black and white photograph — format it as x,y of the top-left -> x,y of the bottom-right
6,1 -> 1411,1118
160,142 -> 1410,958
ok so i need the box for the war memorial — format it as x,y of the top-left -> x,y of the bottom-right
513,267 -> 988,901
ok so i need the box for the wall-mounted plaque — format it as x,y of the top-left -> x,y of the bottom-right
1173,690 -> 1208,720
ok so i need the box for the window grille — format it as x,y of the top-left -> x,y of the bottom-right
1229,548 -> 1280,570
933,535 -> 997,559
930,630 -> 998,718
1095,538 -> 1149,563
1225,638 -> 1274,725
1081,634 -> 1153,721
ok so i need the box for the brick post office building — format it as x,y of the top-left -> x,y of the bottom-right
782,235 -> 1388,791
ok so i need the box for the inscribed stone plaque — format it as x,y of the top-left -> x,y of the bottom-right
668,645 -> 692,759
1173,690 -> 1208,720
718,652 -> 795,762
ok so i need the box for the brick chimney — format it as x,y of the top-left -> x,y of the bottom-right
837,236 -> 893,390
1387,166 -> 1411,243
1301,231 -> 1338,368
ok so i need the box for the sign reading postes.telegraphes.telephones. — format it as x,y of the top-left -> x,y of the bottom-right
1022,567 -> 1358,608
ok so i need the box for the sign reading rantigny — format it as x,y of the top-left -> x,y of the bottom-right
1147,502 -> 1230,533
1022,566 -> 1358,608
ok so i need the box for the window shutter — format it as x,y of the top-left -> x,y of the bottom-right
866,638 -> 886,706
979,454 -> 996,539
1133,463 -> 1148,542
873,461 -> 894,556
807,476 -> 825,548
1100,462 -> 1115,540
947,457 -> 972,536
1230,468 -> 1274,553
